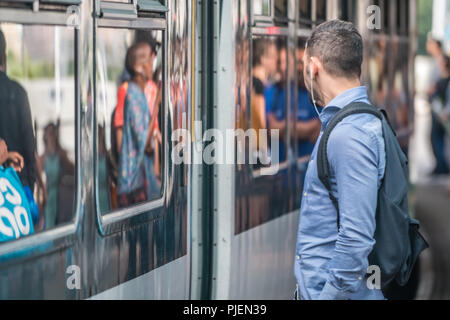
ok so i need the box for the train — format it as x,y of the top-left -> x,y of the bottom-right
0,0 -> 423,300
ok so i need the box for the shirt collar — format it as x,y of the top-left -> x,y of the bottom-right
319,86 -> 369,127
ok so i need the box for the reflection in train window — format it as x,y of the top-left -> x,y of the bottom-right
339,0 -> 357,23
96,28 -> 164,215
383,0 -> 390,33
396,0 -> 409,35
274,0 -> 288,20
315,0 -> 327,24
299,0 -> 312,28
249,36 -> 288,167
0,23 -> 76,239
294,38 -> 321,158
254,0 -> 271,16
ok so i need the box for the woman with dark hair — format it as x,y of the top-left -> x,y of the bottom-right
39,123 -> 75,229
117,42 -> 161,207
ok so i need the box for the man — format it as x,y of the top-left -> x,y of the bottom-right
0,30 -> 36,190
294,20 -> 386,300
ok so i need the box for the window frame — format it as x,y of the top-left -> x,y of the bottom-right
314,0 -> 327,26
94,0 -> 169,236
298,0 -> 313,30
338,0 -> 357,24
0,4 -> 81,261
252,0 -> 290,26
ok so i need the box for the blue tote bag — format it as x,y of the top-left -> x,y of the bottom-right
0,165 -> 34,243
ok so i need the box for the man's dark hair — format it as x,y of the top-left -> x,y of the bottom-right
0,29 -> 6,68
306,19 -> 363,79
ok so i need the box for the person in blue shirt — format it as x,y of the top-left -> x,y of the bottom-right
265,41 -> 321,161
294,20 -> 386,300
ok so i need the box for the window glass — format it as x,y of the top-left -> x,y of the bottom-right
383,0 -> 390,33
299,0 -> 312,28
96,28 -> 164,215
315,0 -> 327,24
396,0 -> 408,35
295,38 -> 321,159
274,0 -> 288,20
254,0 -> 271,16
250,36 -> 288,168
339,0 -> 356,23
0,22 -> 76,238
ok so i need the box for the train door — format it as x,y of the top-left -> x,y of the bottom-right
90,0 -> 192,299
0,0 -> 82,299
201,0 -> 323,300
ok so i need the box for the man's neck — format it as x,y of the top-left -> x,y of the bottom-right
320,76 -> 361,106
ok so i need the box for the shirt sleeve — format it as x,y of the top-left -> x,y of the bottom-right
319,122 -> 380,300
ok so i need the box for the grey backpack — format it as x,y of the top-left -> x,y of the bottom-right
317,102 -> 429,289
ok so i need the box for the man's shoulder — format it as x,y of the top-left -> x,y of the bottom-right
0,75 -> 29,106
10,81 -> 29,103
328,113 -> 383,152
337,104 -> 383,135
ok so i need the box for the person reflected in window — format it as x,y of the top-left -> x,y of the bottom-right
0,30 -> 36,191
295,40 -> 322,158
113,40 -> 162,196
265,40 -> 290,161
39,123 -> 75,229
118,42 -> 161,207
251,39 -> 273,162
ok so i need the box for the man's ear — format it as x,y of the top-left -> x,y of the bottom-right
309,57 -> 320,79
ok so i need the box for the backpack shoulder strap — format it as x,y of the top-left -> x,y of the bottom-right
317,102 -> 383,230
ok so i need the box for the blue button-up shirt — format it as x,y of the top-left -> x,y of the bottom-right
294,86 -> 386,300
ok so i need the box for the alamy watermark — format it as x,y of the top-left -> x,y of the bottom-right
66,265 -> 81,290
367,265 -> 381,290
66,5 -> 81,29
172,119 -> 281,176
367,5 -> 382,30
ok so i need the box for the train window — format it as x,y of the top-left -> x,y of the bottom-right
274,0 -> 288,21
299,0 -> 312,28
339,0 -> 357,23
315,0 -> 327,24
249,36 -> 289,167
383,0 -> 390,33
396,0 -> 408,36
254,0 -> 271,17
294,38 -> 321,159
96,28 -> 164,215
0,22 -> 76,237
137,0 -> 168,12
